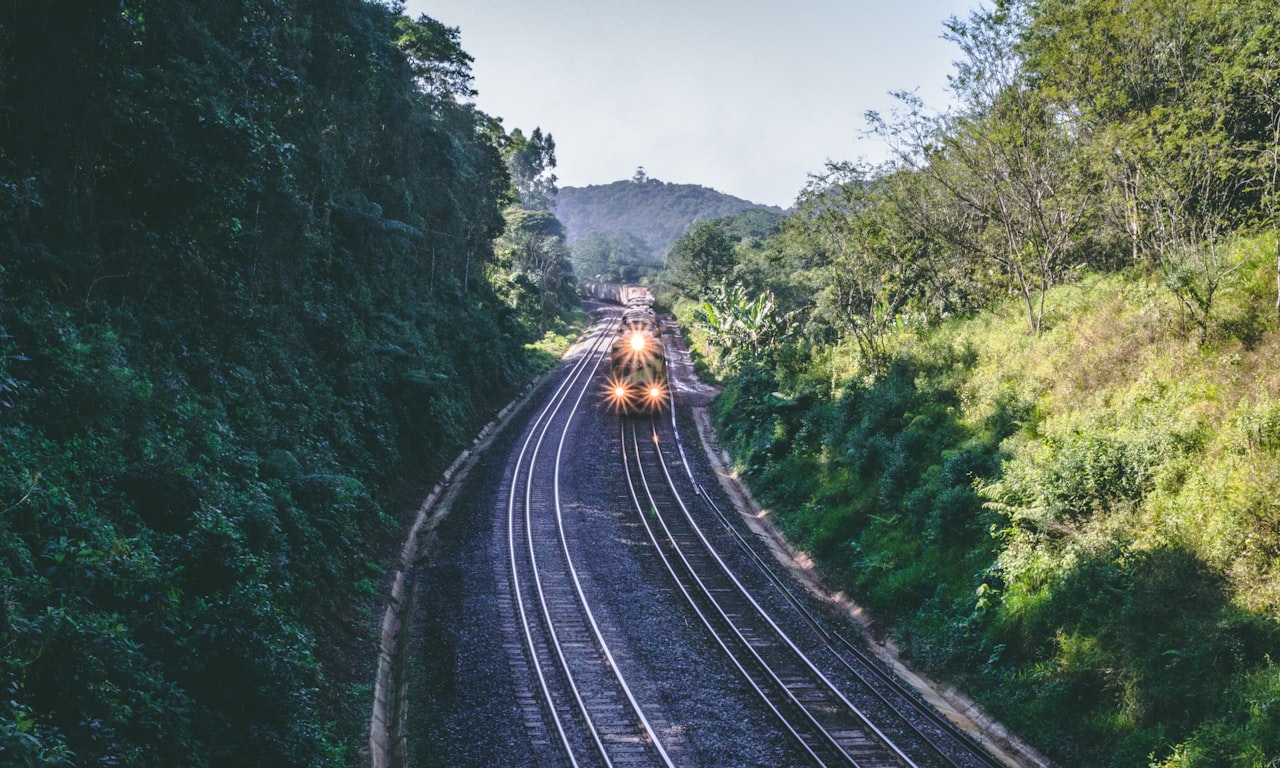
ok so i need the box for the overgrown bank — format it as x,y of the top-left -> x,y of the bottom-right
0,2 -> 576,765
645,2 -> 1280,763
706,255 -> 1280,767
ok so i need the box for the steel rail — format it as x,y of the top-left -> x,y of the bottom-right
629,419 -> 901,768
621,419 -> 831,767
661,400 -> 1006,768
548,336 -> 676,768
507,316 -> 617,767
643,414 -> 919,768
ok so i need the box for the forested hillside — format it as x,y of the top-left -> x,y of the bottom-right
576,207 -> 785,286
0,2 -> 574,765
668,1 -> 1280,765
554,170 -> 781,260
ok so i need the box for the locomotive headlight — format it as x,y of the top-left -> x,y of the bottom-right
629,333 -> 646,352
648,386 -> 661,399
614,385 -> 627,399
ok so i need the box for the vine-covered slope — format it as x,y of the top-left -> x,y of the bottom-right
0,2 -> 562,765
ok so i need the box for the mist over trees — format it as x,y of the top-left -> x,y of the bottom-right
569,230 -> 658,283
558,176 -> 785,289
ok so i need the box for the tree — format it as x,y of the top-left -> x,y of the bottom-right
496,207 -> 574,334
787,162 -> 947,366
692,282 -> 791,370
569,230 -> 656,282
664,220 -> 736,297
1232,19 -> 1280,311
504,127 -> 557,210
869,5 -> 1097,334
553,179 -> 773,260
0,1 -> 536,764
394,14 -> 476,101
1020,0 -> 1280,316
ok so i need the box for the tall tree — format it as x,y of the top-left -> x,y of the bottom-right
504,126 -> 558,210
394,14 -> 476,102
0,2 -> 534,765
871,5 -> 1097,334
788,161 -> 950,365
664,220 -> 737,297
570,230 -> 656,282
1021,0 -> 1280,315
496,207 -> 574,333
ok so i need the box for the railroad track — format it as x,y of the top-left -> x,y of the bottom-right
495,309 -> 1006,767
654,404 -> 1009,768
612,317 -> 1009,768
622,415 -> 915,768
505,313 -> 675,768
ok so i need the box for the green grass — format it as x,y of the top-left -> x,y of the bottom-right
524,308 -> 589,374
707,235 -> 1280,767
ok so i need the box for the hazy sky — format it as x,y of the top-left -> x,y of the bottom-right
403,1 -> 981,208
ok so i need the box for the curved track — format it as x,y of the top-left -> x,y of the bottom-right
656,404 -> 1009,768
602,318 -> 1010,768
414,309 -> 1015,767
622,416 -> 914,768
506,316 -> 675,768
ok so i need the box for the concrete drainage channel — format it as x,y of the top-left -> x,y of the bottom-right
367,381 -> 536,768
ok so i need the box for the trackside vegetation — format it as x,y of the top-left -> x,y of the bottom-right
710,262 -> 1280,766
666,1 -> 1280,765
0,1 -> 576,765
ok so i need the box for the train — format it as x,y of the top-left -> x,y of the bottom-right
579,280 -> 652,306
581,281 -> 668,414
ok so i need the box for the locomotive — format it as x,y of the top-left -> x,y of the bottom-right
583,282 -> 668,414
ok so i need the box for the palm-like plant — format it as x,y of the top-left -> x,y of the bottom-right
692,282 -> 790,369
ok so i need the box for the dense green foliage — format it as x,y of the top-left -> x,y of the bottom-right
492,207 -> 578,337
663,221 -> 738,298
714,266 -> 1280,767
572,206 -> 783,287
689,284 -> 792,371
569,230 -> 660,283
0,1 -> 573,765
689,1 -> 1280,765
553,173 -> 781,260
713,207 -> 786,246
504,127 -> 559,212
659,208 -> 788,321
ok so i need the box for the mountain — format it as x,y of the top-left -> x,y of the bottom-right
553,175 -> 784,259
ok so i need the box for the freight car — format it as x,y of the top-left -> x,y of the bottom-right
580,279 -> 654,308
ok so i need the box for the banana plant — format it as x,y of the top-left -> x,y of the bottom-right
692,282 -> 791,369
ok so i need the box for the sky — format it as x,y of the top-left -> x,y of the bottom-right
402,1 -> 982,209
